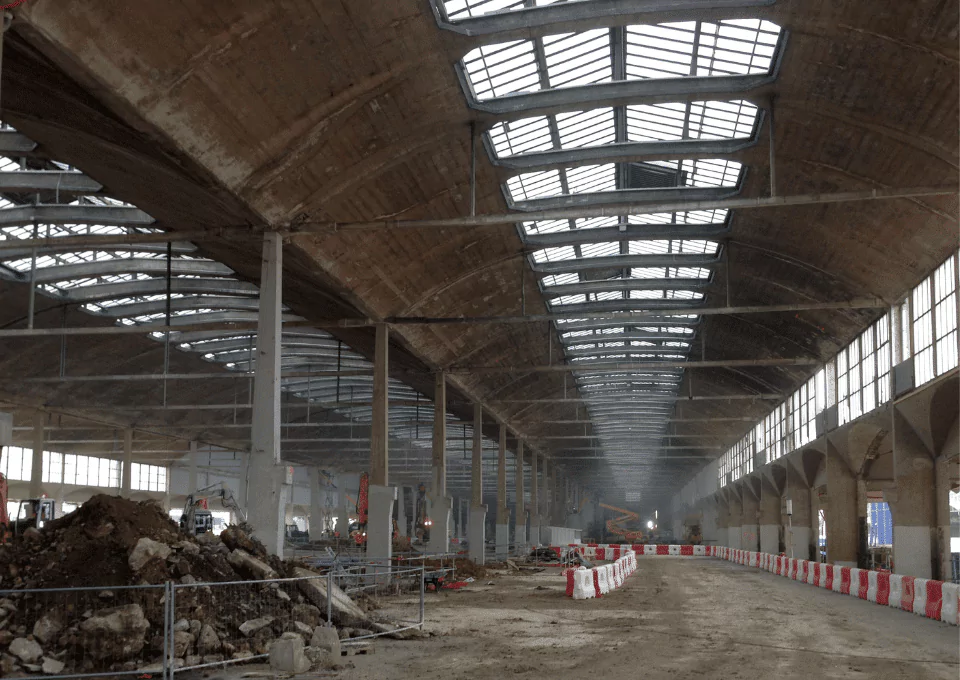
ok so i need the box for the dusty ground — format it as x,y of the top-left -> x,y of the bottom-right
334,558 -> 960,680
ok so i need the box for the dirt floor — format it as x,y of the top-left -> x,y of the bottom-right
332,558 -> 960,680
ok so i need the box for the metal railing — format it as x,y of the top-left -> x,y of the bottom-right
0,564 -> 429,680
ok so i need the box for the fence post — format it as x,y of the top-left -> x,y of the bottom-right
326,570 -> 333,627
419,565 -> 425,630
164,581 -> 175,680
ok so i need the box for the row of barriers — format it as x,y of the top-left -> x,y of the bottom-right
710,546 -> 960,626
565,549 -> 638,599
566,543 -> 708,560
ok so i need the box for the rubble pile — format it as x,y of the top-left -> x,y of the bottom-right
0,495 -> 400,676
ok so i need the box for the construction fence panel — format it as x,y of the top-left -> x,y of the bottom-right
330,565 -> 429,644
0,583 -> 167,679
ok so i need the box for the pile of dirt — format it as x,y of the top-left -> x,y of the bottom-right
0,495 -> 188,589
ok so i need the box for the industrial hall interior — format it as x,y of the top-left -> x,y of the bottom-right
0,0 -> 956,678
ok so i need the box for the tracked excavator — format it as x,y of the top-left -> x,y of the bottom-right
598,502 -> 647,543
0,473 -> 57,544
181,482 -> 246,535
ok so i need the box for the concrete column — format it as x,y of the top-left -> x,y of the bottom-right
715,495 -> 729,545
758,476 -> 781,555
366,323 -> 394,565
701,500 -> 718,545
541,458 -> 551,528
785,463 -> 813,560
888,411 -> 936,578
740,485 -> 760,551
514,441 -> 526,553
428,372 -> 451,554
468,404 -> 486,563
551,466 -> 562,526
396,486 -> 407,538
187,441 -> 199,495
29,411 -> 43,498
120,429 -> 133,498
336,473 -> 350,537
726,490 -> 742,549
495,424 -> 509,558
247,232 -> 286,555
309,468 -> 325,541
935,455 -> 958,581
236,452 -> 249,514
825,441 -> 858,567
529,451 -> 540,546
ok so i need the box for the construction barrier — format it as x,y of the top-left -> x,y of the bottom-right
709,547 -> 959,626
569,549 -> 638,599
566,543 -> 711,561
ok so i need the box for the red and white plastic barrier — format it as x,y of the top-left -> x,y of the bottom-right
567,543 -> 708,560
709,546 -> 959,626
569,549 -> 638,599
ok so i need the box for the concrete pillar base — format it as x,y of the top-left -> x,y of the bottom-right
787,525 -> 811,560
727,526 -> 741,549
427,494 -> 452,554
365,485 -> 397,565
514,522 -> 526,555
468,506 -> 487,564
396,486 -> 407,538
247,462 -> 286,556
495,524 -> 509,559
529,521 -> 541,547
893,525 -> 933,578
741,524 -> 759,552
759,524 -> 779,555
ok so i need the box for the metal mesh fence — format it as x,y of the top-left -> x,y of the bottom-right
0,583 -> 167,679
1,565 -> 432,678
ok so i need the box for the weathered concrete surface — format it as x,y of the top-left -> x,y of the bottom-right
344,559 -> 960,680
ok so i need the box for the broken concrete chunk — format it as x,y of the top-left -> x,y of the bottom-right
269,632 -> 310,674
310,626 -> 341,658
172,631 -> 194,658
32,614 -> 63,645
173,619 -> 190,633
292,621 -> 314,638
9,637 -> 42,664
177,540 -> 200,556
78,604 -> 150,660
292,567 -> 368,626
197,624 -> 220,654
41,657 -> 66,675
227,549 -> 278,580
128,537 -> 172,572
238,617 -> 274,637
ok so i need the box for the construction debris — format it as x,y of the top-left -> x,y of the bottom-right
0,494 -> 403,676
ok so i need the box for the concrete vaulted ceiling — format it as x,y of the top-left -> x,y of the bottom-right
0,0 -> 956,512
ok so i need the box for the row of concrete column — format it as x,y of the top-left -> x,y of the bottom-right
242,233 -> 574,561
688,394 -> 958,580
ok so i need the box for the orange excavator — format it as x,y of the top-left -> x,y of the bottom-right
598,502 -> 646,543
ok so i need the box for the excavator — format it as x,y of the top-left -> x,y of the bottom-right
180,482 -> 247,535
598,502 -> 647,543
0,472 -> 57,543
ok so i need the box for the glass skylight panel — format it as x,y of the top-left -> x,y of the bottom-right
556,108 -> 616,148
506,170 -> 562,201
489,117 -> 552,157
627,209 -> 729,225
626,100 -> 759,142
628,239 -> 718,255
625,20 -> 781,80
532,245 -> 576,263
649,158 -> 742,187
542,273 -> 580,287
542,29 -> 612,88
462,40 -> 541,100
551,294 -> 587,306
565,164 -> 616,194
579,241 -> 620,258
